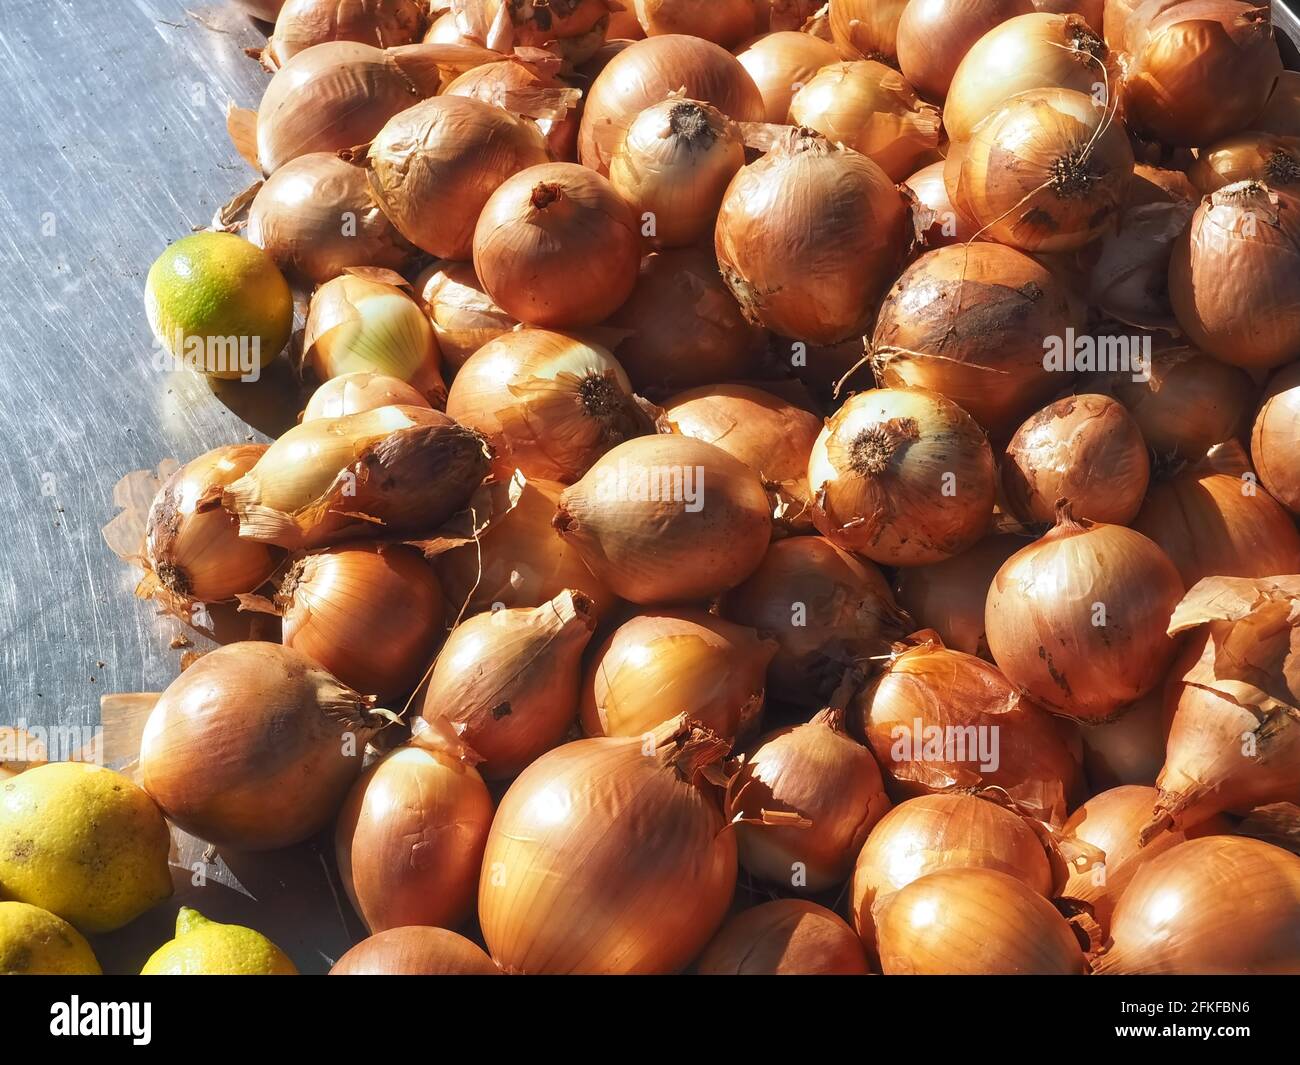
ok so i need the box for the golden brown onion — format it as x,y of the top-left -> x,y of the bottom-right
301,371 -> 430,422
411,260 -> 515,373
1130,162 -> 1200,205
633,0 -> 758,46
1079,688 -> 1168,790
902,161 -> 980,248
696,900 -> 871,975
480,0 -> 615,65
897,0 -> 1034,101
330,927 -> 500,975
266,0 -> 425,68
443,59 -> 581,162
735,30 -> 840,123
1189,132 -> 1300,194
829,0 -> 909,60
1252,361 -> 1300,513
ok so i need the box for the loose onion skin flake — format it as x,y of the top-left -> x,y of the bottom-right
696,900 -> 871,975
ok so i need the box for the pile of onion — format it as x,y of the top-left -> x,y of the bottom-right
903,161 -> 980,248
735,30 -> 840,123
1189,132 -> 1300,194
264,0 -> 425,68
1252,361 -> 1300,514
696,901 -> 870,975
443,58 -> 582,162
411,260 -> 515,373
829,0 -> 909,61
330,927 -> 500,975
896,0 -> 1034,101
478,715 -> 737,974
301,371 -> 430,421
808,387 -> 995,566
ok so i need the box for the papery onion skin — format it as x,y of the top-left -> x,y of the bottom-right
829,0 -> 908,60
580,609 -> 776,740
1029,0 -> 1104,28
633,0 -> 758,47
1130,162 -> 1200,205
423,10 -> 470,43
140,642 -> 380,850
735,30 -> 840,123
1252,361 -> 1300,514
876,867 -> 1086,974
1096,836 -> 1300,974
412,260 -> 515,373
478,716 -> 737,974
1087,199 -> 1194,330
492,0 -> 614,64
985,506 -> 1185,723
555,434 -> 773,604
903,160 -> 980,248
1258,70 -> 1300,137
1188,132 -> 1300,194
897,0 -> 1034,102
329,927 -> 501,975
301,371 -> 430,421
696,900 -> 871,975
808,387 -> 996,567
266,0 -> 425,68
443,59 -> 581,162
1079,689 -> 1168,790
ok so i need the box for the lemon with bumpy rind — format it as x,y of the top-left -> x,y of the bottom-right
140,908 -> 297,975
145,231 -> 292,380
0,762 -> 172,934
0,901 -> 101,974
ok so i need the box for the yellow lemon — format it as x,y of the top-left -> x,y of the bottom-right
141,908 -> 297,975
0,901 -> 101,974
145,231 -> 292,381
0,762 -> 172,933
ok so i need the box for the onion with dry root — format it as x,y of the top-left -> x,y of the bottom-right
903,160 -> 980,248
478,715 -> 737,974
696,900 -> 871,975
411,260 -> 515,373
443,58 -> 582,162
1252,361 -> 1300,514
829,0 -> 909,61
140,642 -> 383,850
301,372 -> 430,422
264,0 -> 426,68
1189,132 -> 1300,194
329,927 -> 500,975
896,0 -> 1034,101
735,30 -> 840,123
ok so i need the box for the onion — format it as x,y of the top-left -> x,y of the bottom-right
722,537 -> 910,703
265,0 -> 425,68
662,383 -> 821,529
443,59 -> 582,162
1101,0 -> 1149,48
808,387 -> 995,567
902,161 -> 979,248
436,476 -> 615,620
444,328 -> 652,484
897,0 -> 1034,102
1002,394 -> 1149,526
716,128 -> 909,345
985,503 -> 1184,722
555,434 -> 773,603
140,642 -> 382,850
876,867 -> 1085,974
1130,162 -> 1200,205
1029,0 -> 1104,27
696,900 -> 871,975
330,927 -> 500,975
1079,689 -> 1168,790
1170,182 -> 1300,369
603,247 -> 763,393
735,30 -> 840,123
1258,70 -> 1300,137
335,741 -> 492,932
478,715 -> 737,974
578,34 -> 764,173
419,590 -> 596,778
854,635 -> 1083,823
423,10 -> 471,43
473,162 -> 641,328
245,153 -> 412,285
829,0 -> 908,60
1253,361 -> 1300,513
580,609 -> 776,740
893,534 -> 1024,658
412,260 -> 515,373
633,0 -> 758,46
871,243 -> 1082,438
478,0 -> 615,65
1086,200 -> 1195,330
301,371 -> 430,421
222,405 -> 490,549
1095,836 -> 1300,973
358,95 -> 550,259
758,0 -> 824,31
1189,132 -> 1300,195
143,445 -> 281,606
608,10 -> 647,38
609,98 -> 745,249
1124,0 -> 1282,148
942,13 -> 1113,144
947,87 -> 1134,252
303,273 -> 446,405
277,543 -> 444,701
726,706 -> 891,890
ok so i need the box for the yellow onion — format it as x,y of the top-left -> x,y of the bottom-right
758,0 -> 824,31
854,636 -> 1083,823
580,609 -> 777,740
1189,132 -> 1300,194
1102,0 -> 1149,47
412,260 -> 515,372
1124,1 -> 1282,148
265,0 -> 425,68
443,59 -> 582,162
608,9 -> 647,38
222,405 -> 490,549
277,543 -> 445,701
1079,689 -> 1168,790
473,162 -> 641,327
662,383 -> 821,529
985,503 -> 1185,722
898,0 -> 1034,101
423,9 -> 471,43
436,476 -> 616,619
603,247 -> 763,393
478,715 -> 737,974
1258,69 -> 1300,136
735,30 -> 840,123
849,793 -> 1054,950
808,388 -> 995,567
947,87 -> 1134,252
943,13 -> 1113,144
903,160 -> 980,249
893,534 -> 1024,658
359,95 -> 550,259
876,867 -> 1085,974
335,742 -> 493,932
726,706 -> 892,891
301,371 -> 430,421
829,0 -> 908,60
609,97 -> 745,249
1002,394 -> 1149,526
579,34 -> 765,173
555,435 -> 773,603
140,642 -> 383,849
471,0 -> 615,65
445,328 -> 652,484
1130,161 -> 1200,204
696,900 -> 871,975
715,128 -> 909,345
1095,836 -> 1300,974
419,590 -> 596,778
722,537 -> 910,702
144,445 -> 281,605
1253,361 -> 1300,513
1086,200 -> 1196,330
871,243 -> 1082,438
330,927 -> 500,975
1169,182 -> 1300,369
633,0 -> 758,46
245,152 -> 412,285
303,274 -> 446,405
